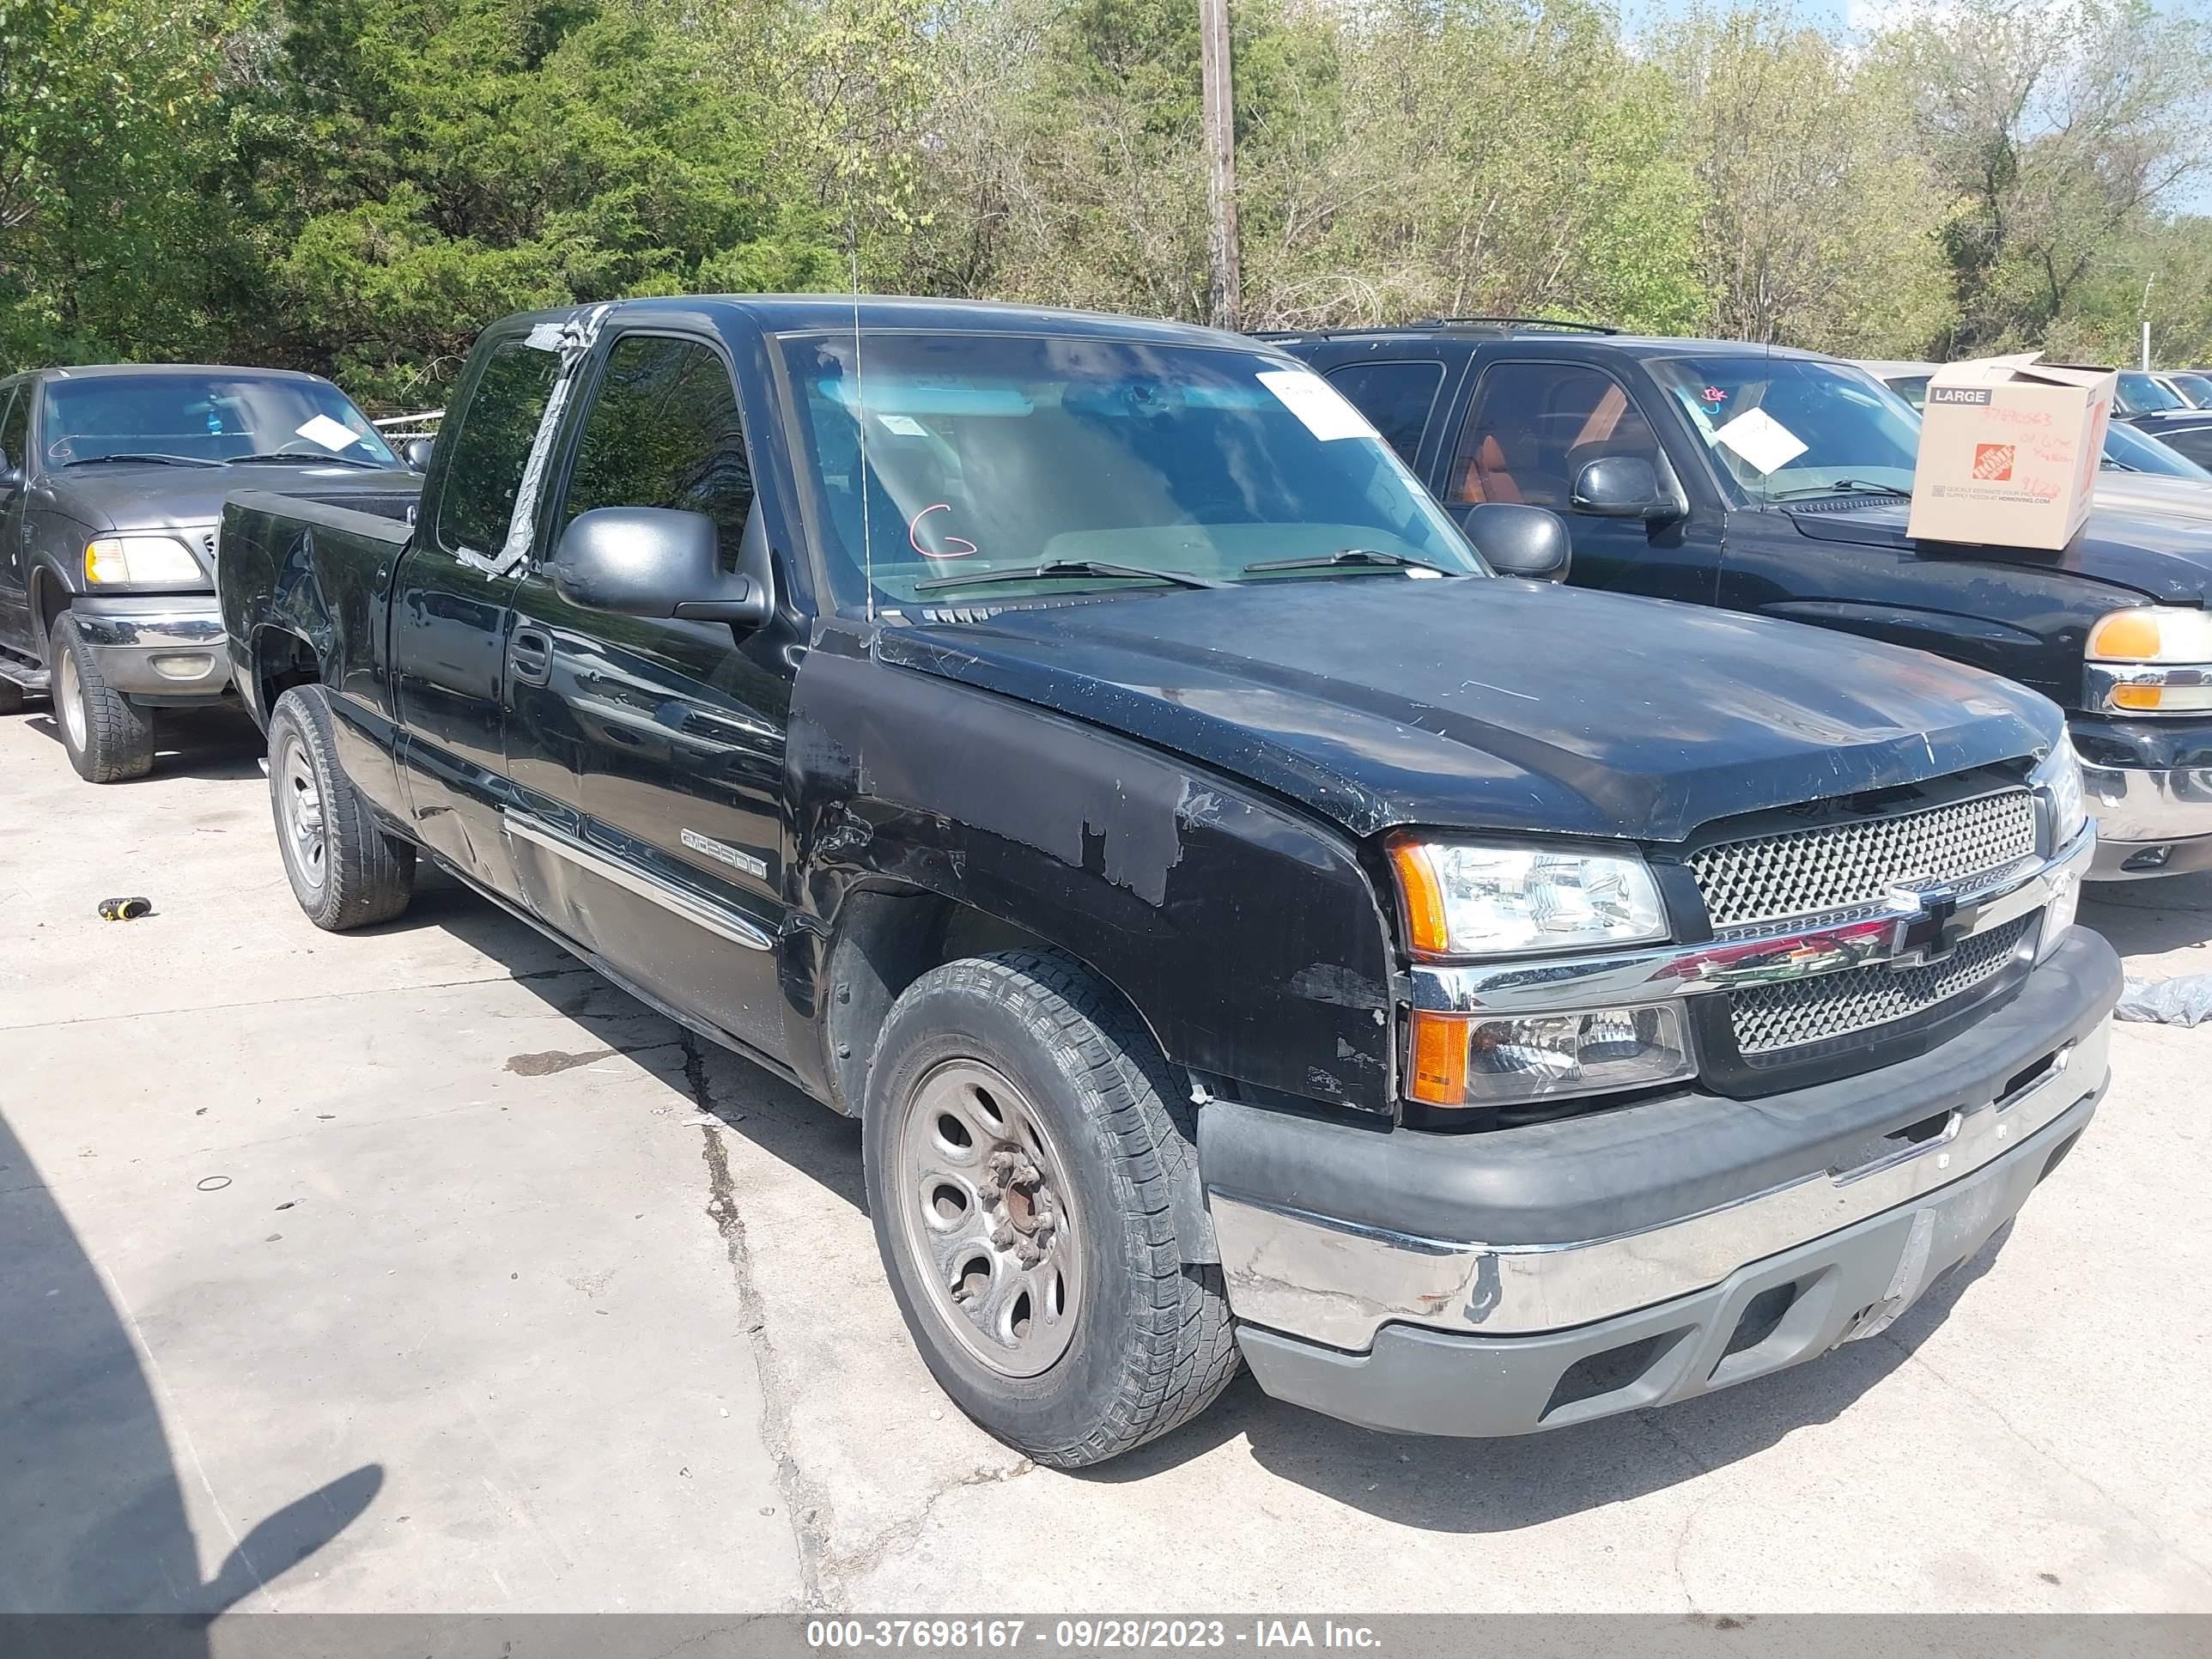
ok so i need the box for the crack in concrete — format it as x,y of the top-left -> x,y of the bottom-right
1886,1336 -> 2212,1588
686,1030 -> 836,1609
818,1459 -> 1036,1596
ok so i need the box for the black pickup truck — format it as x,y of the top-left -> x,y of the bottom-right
218,296 -> 2116,1466
1272,322 -> 2212,878
0,364 -> 420,781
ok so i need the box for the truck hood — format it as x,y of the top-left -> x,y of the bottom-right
1784,497 -> 2212,605
46,460 -> 421,538
876,577 -> 2057,843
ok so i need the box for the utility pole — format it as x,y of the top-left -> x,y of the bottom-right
2141,275 -> 2154,372
1199,0 -> 1240,331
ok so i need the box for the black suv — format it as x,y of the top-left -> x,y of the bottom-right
1270,319 -> 2212,878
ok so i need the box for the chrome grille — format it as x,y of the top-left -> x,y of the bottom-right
1731,914 -> 2033,1056
1688,788 -> 2037,932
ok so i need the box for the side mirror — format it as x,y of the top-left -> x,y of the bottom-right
402,436 -> 436,471
1461,502 -> 1572,582
1571,455 -> 1674,520
550,507 -> 772,628
0,461 -> 20,492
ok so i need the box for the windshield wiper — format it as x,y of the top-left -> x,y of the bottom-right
1243,546 -> 1462,576
225,451 -> 383,469
1781,478 -> 1912,501
62,453 -> 222,469
913,559 -> 1228,595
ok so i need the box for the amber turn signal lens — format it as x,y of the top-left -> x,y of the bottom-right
1408,1010 -> 1469,1105
2111,683 -> 2165,710
1389,836 -> 1449,957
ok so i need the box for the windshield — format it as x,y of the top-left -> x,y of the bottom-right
40,373 -> 398,467
2167,373 -> 2212,408
777,332 -> 1482,608
2115,372 -> 2186,416
1650,356 -> 1921,502
2103,418 -> 2212,480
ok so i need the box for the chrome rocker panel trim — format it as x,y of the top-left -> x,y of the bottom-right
1209,1017 -> 2107,1351
501,809 -> 774,951
1412,819 -> 2094,1019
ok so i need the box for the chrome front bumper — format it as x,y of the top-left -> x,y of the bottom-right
1210,1015 -> 2107,1351
2079,750 -> 2212,877
68,596 -> 232,700
1199,903 -> 2121,1438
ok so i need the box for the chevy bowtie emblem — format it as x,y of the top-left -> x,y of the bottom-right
1885,879 -> 1962,967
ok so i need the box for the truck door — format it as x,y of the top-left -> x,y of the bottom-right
502,330 -> 793,1060
387,331 -> 561,899
1436,358 -> 1723,606
0,382 -> 33,653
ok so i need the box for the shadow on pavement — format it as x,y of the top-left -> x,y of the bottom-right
0,1109 -> 382,1614
23,708 -> 265,784
2081,870 -> 2212,962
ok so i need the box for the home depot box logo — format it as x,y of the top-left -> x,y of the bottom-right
1909,353 -> 2115,551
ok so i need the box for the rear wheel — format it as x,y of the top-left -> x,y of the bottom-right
863,951 -> 1240,1468
50,612 -> 154,782
267,685 -> 416,931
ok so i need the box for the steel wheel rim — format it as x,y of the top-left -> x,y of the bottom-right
895,1058 -> 1085,1378
56,648 -> 85,751
277,734 -> 328,893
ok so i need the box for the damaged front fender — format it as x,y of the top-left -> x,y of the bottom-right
786,632 -> 1401,1116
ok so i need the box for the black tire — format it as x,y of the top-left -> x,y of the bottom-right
266,685 -> 416,931
862,950 -> 1241,1468
50,612 -> 154,783
0,678 -> 23,715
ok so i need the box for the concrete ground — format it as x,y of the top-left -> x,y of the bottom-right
2,705 -> 2208,1617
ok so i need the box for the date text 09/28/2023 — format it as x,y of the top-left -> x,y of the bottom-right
804,1620 -> 1383,1650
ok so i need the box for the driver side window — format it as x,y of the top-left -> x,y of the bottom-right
561,335 -> 755,571
1448,362 -> 1662,512
0,386 -> 27,478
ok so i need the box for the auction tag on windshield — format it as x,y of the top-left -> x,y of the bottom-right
1257,370 -> 1374,441
295,414 -> 363,452
1712,407 -> 1808,474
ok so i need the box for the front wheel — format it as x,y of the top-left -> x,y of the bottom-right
50,613 -> 154,782
863,951 -> 1240,1468
266,685 -> 416,931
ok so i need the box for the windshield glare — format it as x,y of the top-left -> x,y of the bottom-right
1652,357 -> 1921,502
778,333 -> 1483,608
2103,418 -> 2212,481
40,374 -> 397,466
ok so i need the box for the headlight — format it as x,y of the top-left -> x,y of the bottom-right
1409,1002 -> 1694,1109
2084,606 -> 2212,713
2031,740 -> 2087,848
84,536 -> 203,586
1387,836 -> 1667,958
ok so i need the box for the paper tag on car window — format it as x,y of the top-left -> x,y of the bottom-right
1257,370 -> 1373,441
877,414 -> 929,436
1712,407 -> 1808,474
295,414 -> 363,452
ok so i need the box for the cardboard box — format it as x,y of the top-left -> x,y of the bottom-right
1906,354 -> 2116,550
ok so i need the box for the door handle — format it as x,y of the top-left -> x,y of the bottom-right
509,627 -> 553,686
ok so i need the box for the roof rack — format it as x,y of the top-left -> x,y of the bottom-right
1407,316 -> 1620,334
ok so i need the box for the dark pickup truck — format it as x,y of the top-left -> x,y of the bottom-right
0,364 -> 419,781
219,296 -> 2116,1467
1273,322 -> 2212,878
